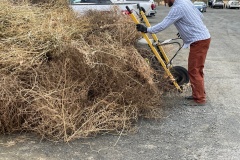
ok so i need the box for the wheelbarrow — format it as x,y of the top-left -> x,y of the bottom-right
126,5 -> 189,92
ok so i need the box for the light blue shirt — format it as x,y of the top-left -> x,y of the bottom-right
147,0 -> 210,48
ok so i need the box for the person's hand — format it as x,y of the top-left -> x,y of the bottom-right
136,24 -> 147,33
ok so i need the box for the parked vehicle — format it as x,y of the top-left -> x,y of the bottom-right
72,0 -> 81,3
208,0 -> 213,7
124,0 -> 157,16
70,0 -> 138,15
226,0 -> 240,9
70,0 -> 156,17
193,1 -> 207,12
212,0 -> 224,8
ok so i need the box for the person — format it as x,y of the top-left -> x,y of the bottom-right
136,0 -> 211,106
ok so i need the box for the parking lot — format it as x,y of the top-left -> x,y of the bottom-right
1,5 -> 240,160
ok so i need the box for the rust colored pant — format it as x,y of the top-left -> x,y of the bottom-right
188,38 -> 211,104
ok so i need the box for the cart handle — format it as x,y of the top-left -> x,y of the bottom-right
125,5 -> 182,92
126,6 -> 132,14
137,4 -> 141,10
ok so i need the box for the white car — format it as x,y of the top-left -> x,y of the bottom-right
226,0 -> 240,9
70,0 -> 138,16
111,0 -> 157,17
70,0 -> 156,17
212,0 -> 224,8
72,0 -> 81,3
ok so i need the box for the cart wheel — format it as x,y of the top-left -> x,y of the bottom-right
170,66 -> 189,86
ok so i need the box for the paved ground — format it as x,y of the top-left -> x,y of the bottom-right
1,5 -> 240,160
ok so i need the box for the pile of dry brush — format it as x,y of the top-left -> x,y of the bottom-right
0,0 -> 174,141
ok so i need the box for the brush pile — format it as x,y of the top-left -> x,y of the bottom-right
0,0 -> 174,141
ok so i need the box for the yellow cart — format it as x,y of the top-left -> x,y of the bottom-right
126,6 -> 189,92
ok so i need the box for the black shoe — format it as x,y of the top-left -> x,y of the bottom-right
185,96 -> 194,100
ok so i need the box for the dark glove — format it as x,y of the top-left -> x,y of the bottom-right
136,24 -> 147,33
